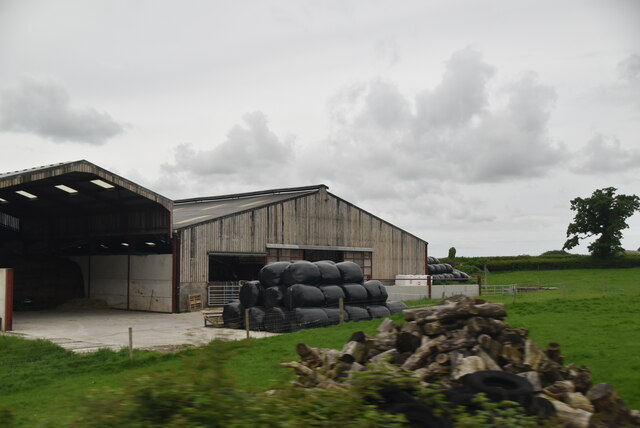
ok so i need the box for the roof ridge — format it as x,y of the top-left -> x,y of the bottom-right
173,184 -> 328,204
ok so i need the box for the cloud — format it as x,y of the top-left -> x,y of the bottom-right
0,77 -> 125,144
618,54 -> 640,82
571,134 -> 640,174
415,47 -> 496,131
317,49 -> 566,189
160,111 -> 295,194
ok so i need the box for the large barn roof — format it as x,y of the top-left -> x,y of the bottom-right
172,185 -> 324,229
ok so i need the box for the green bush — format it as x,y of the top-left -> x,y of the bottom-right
442,254 -> 640,272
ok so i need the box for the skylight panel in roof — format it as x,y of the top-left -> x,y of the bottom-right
0,197 -> 7,203
90,179 -> 115,189
15,190 -> 37,199
55,184 -> 78,194
239,199 -> 267,208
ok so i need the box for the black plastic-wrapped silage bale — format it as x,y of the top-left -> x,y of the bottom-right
322,307 -> 348,325
247,306 -> 266,331
336,261 -> 364,284
223,301 -> 244,328
259,262 -> 290,288
443,263 -> 453,273
317,284 -> 345,307
363,280 -> 388,305
340,283 -> 368,304
294,308 -> 329,329
263,286 -> 287,309
281,261 -> 321,286
314,261 -> 342,285
367,305 -> 391,319
284,284 -> 325,310
264,306 -> 292,333
344,305 -> 371,321
385,301 -> 408,315
239,280 -> 263,308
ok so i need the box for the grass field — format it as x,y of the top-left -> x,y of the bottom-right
1,267 -> 639,426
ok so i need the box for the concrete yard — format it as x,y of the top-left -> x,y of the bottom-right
3,309 -> 276,353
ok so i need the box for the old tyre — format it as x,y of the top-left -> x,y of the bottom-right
388,403 -> 450,428
463,370 -> 534,406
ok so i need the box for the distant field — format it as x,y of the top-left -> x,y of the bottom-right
1,267 -> 639,426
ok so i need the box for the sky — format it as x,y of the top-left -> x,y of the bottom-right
1,0 -> 639,257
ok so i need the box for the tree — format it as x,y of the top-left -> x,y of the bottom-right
563,187 -> 640,258
448,247 -> 457,259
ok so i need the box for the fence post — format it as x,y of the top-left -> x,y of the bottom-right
338,297 -> 345,325
128,327 -> 133,362
245,309 -> 250,339
477,276 -> 482,296
427,276 -> 432,299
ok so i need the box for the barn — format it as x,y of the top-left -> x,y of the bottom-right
0,161 -> 428,315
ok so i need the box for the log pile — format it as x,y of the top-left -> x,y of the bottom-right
280,296 -> 640,427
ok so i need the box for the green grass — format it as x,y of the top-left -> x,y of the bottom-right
2,268 -> 639,426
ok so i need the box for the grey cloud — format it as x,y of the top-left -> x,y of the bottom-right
0,77 -> 125,144
162,111 -> 294,183
415,47 -> 495,131
571,134 -> 640,174
618,54 -> 640,81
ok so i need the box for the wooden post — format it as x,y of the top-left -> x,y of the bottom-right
245,308 -> 250,339
338,297 -> 345,325
128,327 -> 133,362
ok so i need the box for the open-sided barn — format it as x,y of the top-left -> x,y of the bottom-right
0,160 -> 428,314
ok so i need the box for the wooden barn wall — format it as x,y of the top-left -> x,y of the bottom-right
178,190 -> 426,284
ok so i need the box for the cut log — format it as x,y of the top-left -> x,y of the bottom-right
523,339 -> 549,372
296,343 -> 323,367
377,318 -> 397,333
466,316 -> 506,337
547,398 -> 592,428
563,392 -> 594,413
373,331 -> 397,351
437,327 -> 477,353
400,321 -> 422,335
452,355 -> 486,380
401,336 -> 443,370
500,343 -> 523,366
496,328 -> 528,345
348,331 -> 367,343
543,380 -> 575,399
396,331 -> 422,353
478,334 -> 503,360
422,319 -> 466,336
403,300 -> 472,324
369,348 -> 398,364
473,346 -> 502,371
418,362 -> 450,381
586,383 -> 634,425
340,340 -> 368,364
544,341 -> 564,365
517,371 -> 542,392
565,364 -> 592,394
435,353 -> 450,365
468,302 -> 506,319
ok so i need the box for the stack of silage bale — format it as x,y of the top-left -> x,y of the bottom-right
222,260 -> 408,332
427,256 -> 471,280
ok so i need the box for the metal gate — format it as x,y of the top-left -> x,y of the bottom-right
208,281 -> 241,306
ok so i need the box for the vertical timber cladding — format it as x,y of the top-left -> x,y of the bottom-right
178,187 -> 427,293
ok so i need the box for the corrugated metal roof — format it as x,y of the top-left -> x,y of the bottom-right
0,161 -> 72,179
172,187 -> 323,229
